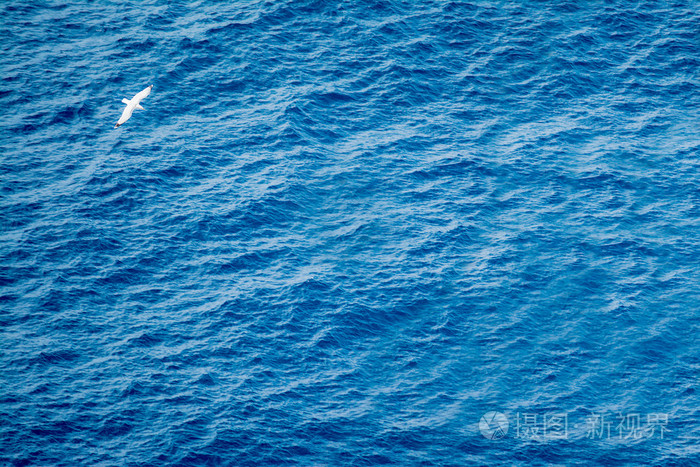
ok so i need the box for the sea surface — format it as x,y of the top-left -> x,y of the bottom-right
1,1 -> 699,465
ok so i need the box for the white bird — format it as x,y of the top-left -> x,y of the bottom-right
115,85 -> 153,128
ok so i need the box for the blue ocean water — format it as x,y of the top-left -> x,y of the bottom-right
1,0 -> 699,464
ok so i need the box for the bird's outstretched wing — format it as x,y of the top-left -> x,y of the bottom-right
132,85 -> 153,105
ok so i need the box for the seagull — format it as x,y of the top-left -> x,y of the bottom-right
115,85 -> 153,128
